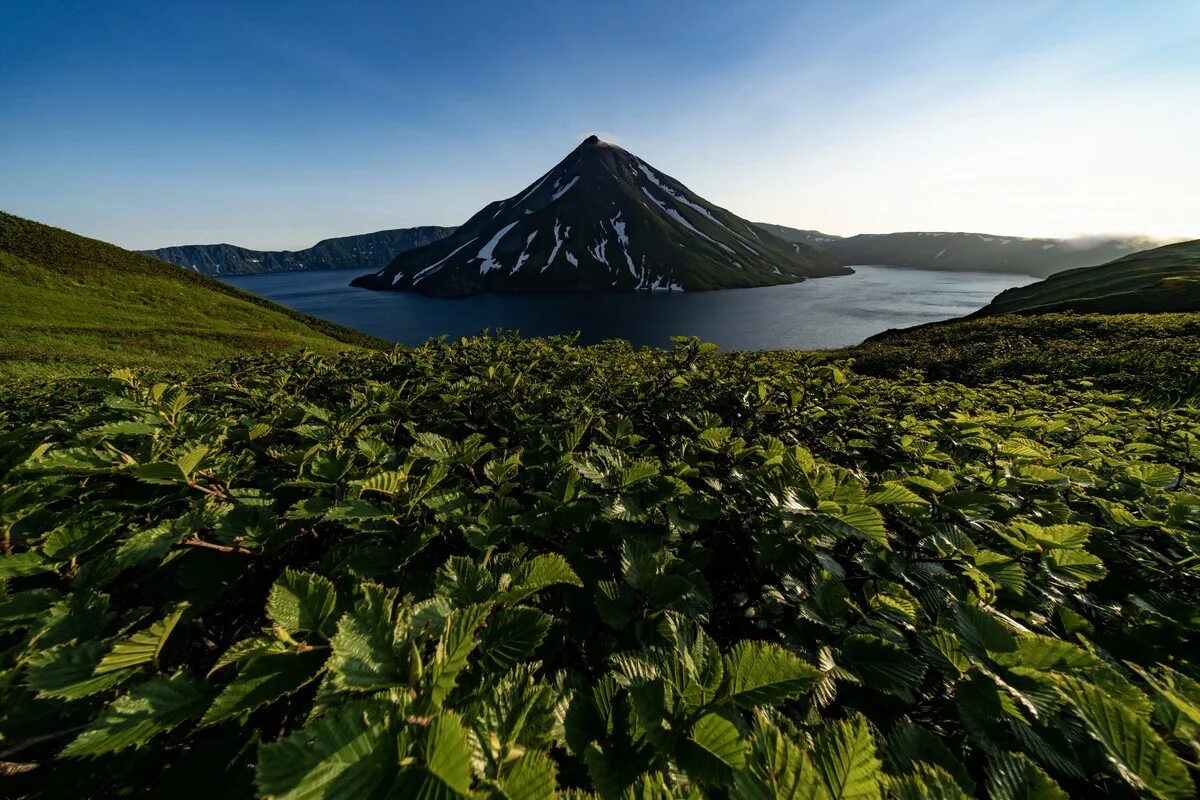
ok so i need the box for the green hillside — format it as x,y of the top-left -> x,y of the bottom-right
847,311 -> 1200,396
978,238 -> 1200,316
0,212 -> 384,379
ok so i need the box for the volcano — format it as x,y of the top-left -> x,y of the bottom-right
351,136 -> 847,296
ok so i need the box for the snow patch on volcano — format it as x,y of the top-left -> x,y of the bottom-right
477,222 -> 520,275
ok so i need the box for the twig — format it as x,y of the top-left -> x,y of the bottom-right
1,761 -> 39,776
179,537 -> 253,556
0,725 -> 87,760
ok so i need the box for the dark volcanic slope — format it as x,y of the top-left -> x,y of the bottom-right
352,137 -> 847,296
975,238 -> 1200,316
140,226 -> 455,276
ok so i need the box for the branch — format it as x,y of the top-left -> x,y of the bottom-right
0,725 -> 87,760
179,537 -> 253,556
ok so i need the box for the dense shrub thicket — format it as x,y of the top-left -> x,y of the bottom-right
1,336 -> 1198,798
846,312 -> 1200,399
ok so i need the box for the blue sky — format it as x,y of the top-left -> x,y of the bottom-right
2,0 -> 1198,249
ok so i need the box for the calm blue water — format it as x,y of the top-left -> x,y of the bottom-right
221,265 -> 1035,351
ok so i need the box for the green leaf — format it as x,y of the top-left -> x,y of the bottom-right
1045,550 -> 1107,584
985,752 -> 1069,800
499,751 -> 558,800
61,672 -> 211,756
201,650 -> 328,726
42,522 -> 113,561
0,588 -> 60,632
135,461 -> 187,482
813,716 -> 882,800
890,764 -> 971,800
176,444 -> 209,478
478,606 -> 552,672
824,505 -> 889,548
428,604 -> 488,708
25,641 -> 135,699
496,554 -> 582,603
886,721 -> 974,794
116,519 -> 190,568
94,602 -> 189,674
1057,676 -> 1194,800
734,712 -> 829,800
329,588 -> 403,692
688,711 -> 748,772
256,700 -> 395,800
424,712 -> 474,795
974,551 -> 1027,595
865,483 -> 928,506
724,641 -> 821,707
1014,523 -> 1090,551
839,635 -> 925,698
1124,463 -> 1180,488
991,636 -> 1100,672
953,604 -> 1017,655
360,469 -> 407,495
268,570 -> 337,636
0,551 -> 55,578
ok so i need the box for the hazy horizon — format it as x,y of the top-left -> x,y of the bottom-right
3,0 -> 1198,250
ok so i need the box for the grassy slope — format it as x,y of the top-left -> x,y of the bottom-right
977,238 -> 1200,315
843,311 -> 1200,396
0,212 -> 386,379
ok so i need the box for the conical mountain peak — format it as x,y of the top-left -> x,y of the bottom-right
352,140 -> 847,296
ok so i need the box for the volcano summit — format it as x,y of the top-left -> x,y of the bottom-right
351,136 -> 847,296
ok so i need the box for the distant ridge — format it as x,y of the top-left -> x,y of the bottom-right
352,136 -> 847,296
755,225 -> 1164,278
140,226 -> 455,277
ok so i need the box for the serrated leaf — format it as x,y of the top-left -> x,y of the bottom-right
25,641 -> 135,699
424,711 -> 474,795
734,712 -> 829,800
135,461 -> 186,482
1045,550 -> 1106,584
256,700 -> 395,800
689,711 -> 747,770
890,763 -> 971,800
268,570 -> 337,636
201,650 -> 328,726
116,519 -> 190,568
991,636 -> 1100,672
429,604 -> 488,708
824,505 -> 889,548
360,470 -> 407,495
724,641 -> 821,707
94,602 -> 188,674
329,589 -> 402,692
865,483 -> 928,506
478,606 -> 552,672
499,750 -> 558,800
496,554 -> 582,603
176,444 -> 209,478
985,752 -> 1069,800
814,716 -> 882,800
839,635 -> 925,698
954,604 -> 1017,655
0,551 -> 55,578
61,672 -> 210,757
1057,676 -> 1194,800
886,721 -> 974,794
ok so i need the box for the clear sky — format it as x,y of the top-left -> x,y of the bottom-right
2,0 -> 1198,250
